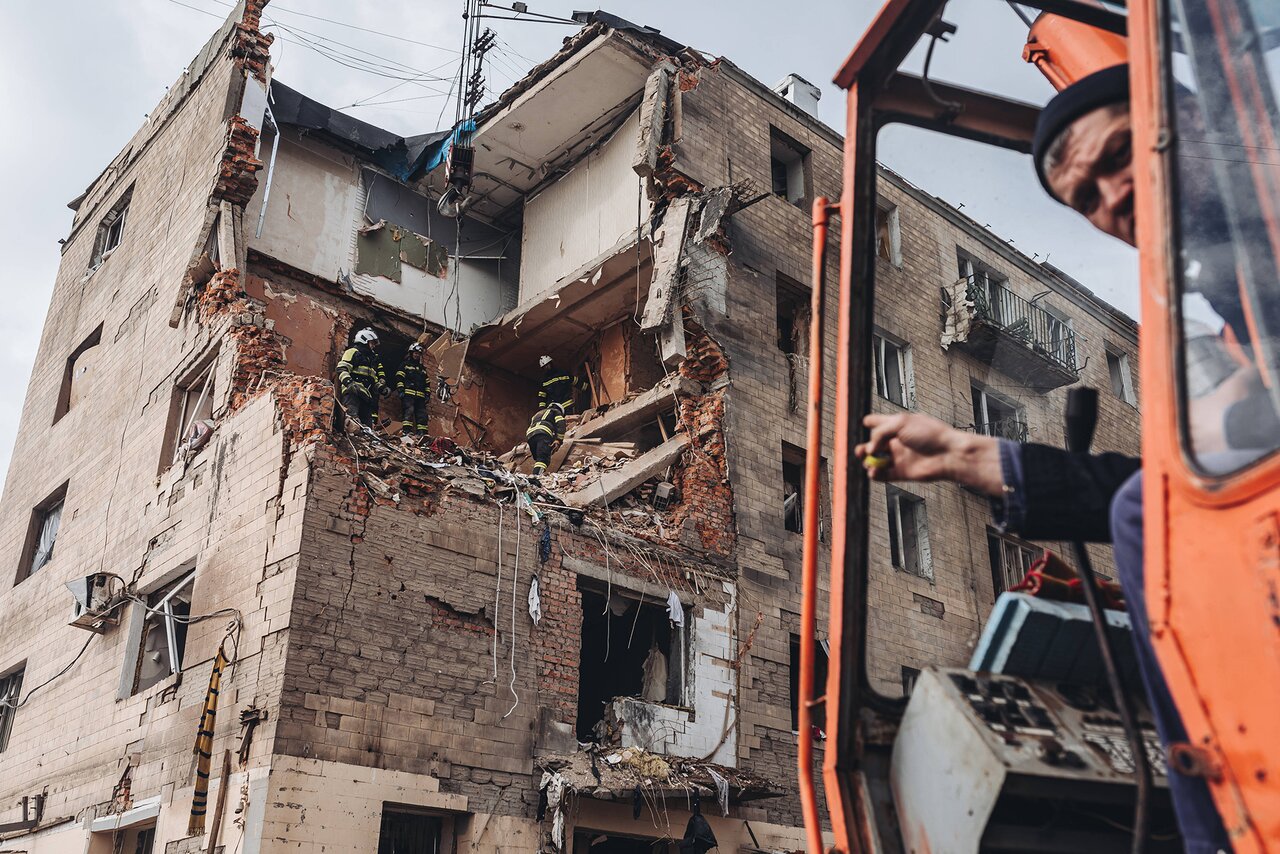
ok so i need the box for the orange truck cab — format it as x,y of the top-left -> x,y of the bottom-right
799,0 -> 1280,851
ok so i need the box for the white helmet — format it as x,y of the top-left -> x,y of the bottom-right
539,355 -> 552,368
408,342 -> 423,354
548,401 -> 565,413
355,328 -> 379,346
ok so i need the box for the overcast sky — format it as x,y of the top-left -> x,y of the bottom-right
0,0 -> 1136,483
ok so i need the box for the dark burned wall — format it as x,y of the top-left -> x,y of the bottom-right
277,447 -> 734,817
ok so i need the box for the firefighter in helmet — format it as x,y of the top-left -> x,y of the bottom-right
337,328 -> 388,429
525,401 -> 566,476
396,342 -> 430,436
538,355 -> 583,414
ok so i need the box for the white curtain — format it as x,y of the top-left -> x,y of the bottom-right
31,502 -> 62,573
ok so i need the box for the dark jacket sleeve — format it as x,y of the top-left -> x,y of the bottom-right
1016,443 -> 1142,543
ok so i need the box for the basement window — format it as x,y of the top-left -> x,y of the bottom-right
788,634 -> 829,733
162,354 -> 218,471
54,324 -> 104,423
988,527 -> 1040,596
872,331 -> 913,409
90,186 -> 133,270
769,127 -> 810,208
0,666 -> 24,753
127,570 -> 194,695
576,587 -> 688,742
886,486 -> 932,580
17,482 -> 68,585
378,806 -> 444,854
572,830 -> 671,853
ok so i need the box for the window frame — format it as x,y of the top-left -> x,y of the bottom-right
378,804 -> 449,854
886,486 -> 932,580
0,665 -> 25,753
160,350 -> 219,473
1105,344 -> 1138,406
768,126 -> 811,209
121,569 -> 196,698
872,329 -> 913,409
89,186 -> 134,271
957,252 -> 1011,325
971,383 -> 1025,442
16,481 -> 69,585
987,527 -> 1041,597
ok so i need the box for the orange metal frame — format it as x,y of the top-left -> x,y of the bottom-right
797,0 -> 1280,851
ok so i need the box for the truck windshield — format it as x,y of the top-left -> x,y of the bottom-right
1167,0 -> 1280,475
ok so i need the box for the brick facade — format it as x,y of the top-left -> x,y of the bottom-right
0,7 -> 1138,854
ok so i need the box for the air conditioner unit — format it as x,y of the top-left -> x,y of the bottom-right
66,574 -> 122,633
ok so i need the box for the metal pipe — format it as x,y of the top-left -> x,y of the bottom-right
255,99 -> 281,239
798,196 -> 836,854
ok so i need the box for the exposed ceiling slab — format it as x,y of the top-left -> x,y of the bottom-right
427,33 -> 654,225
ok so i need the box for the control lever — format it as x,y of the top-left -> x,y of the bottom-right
1064,387 -> 1151,853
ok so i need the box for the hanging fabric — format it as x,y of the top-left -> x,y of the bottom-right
538,522 -> 552,564
30,501 -> 63,573
188,644 -> 229,835
666,590 -> 685,627
706,766 -> 730,816
641,642 -> 668,702
528,574 -> 543,626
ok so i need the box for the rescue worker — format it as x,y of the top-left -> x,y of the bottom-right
336,328 -> 388,429
537,355 -> 583,414
525,402 -> 566,476
395,342 -> 430,436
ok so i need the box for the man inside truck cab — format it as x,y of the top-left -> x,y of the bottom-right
856,64 -> 1266,853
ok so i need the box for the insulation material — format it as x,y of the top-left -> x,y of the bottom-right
355,220 -> 402,283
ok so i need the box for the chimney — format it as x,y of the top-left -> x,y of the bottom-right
772,74 -> 822,117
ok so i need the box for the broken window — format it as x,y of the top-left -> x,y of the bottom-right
988,528 -> 1040,596
1106,345 -> 1137,405
130,571 -> 194,695
1043,304 -> 1076,367
971,384 -> 1025,442
957,252 -> 1010,325
788,633 -> 829,733
18,482 -> 68,584
576,586 -> 687,742
90,186 -> 133,270
132,827 -> 156,854
775,273 -> 810,356
54,324 -> 104,423
782,444 -> 806,534
378,807 -> 443,854
0,666 -> 24,753
901,666 -> 921,697
163,355 -> 218,471
872,331 -> 913,408
769,127 -> 810,208
875,203 -> 901,266
886,486 -> 931,580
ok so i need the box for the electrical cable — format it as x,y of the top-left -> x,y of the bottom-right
483,502 -> 504,686
0,634 -> 95,711
502,503 -> 522,718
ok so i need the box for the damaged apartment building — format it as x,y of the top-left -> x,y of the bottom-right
0,2 -> 1141,853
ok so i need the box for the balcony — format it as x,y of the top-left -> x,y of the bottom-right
941,277 -> 1079,392
975,417 -> 1028,443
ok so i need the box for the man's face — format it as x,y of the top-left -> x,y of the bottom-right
1046,106 -> 1136,247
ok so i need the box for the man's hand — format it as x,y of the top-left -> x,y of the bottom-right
855,413 -> 1004,497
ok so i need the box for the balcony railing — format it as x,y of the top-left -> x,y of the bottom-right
960,277 -> 1078,373
975,417 -> 1028,442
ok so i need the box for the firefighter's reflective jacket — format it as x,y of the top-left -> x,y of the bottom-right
396,359 -> 430,399
538,365 -> 582,408
337,344 -> 386,399
526,407 -> 566,442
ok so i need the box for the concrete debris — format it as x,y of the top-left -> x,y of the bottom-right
536,748 -> 782,805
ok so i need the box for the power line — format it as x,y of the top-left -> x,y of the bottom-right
259,1 -> 461,54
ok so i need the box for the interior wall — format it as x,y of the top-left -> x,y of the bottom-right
519,110 -> 648,305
